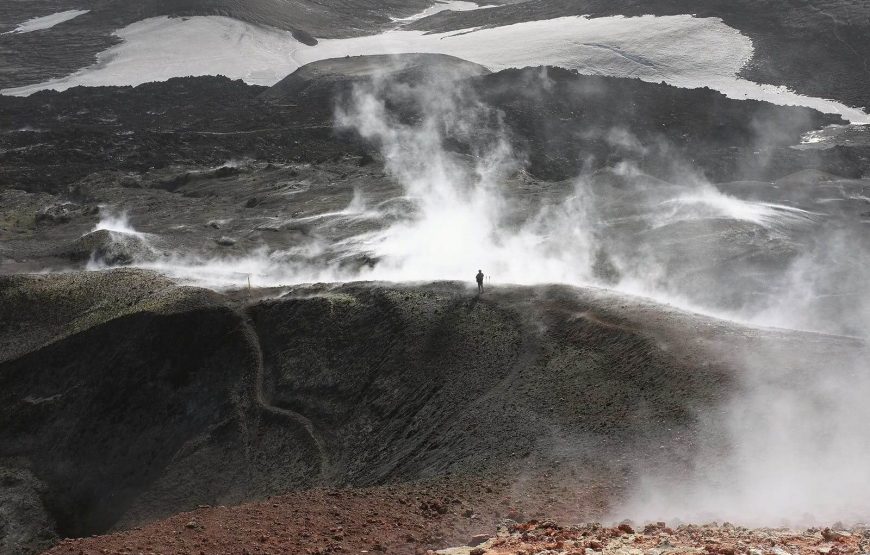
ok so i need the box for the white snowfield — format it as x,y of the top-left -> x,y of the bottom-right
3,9 -> 89,34
390,1 -> 486,22
3,11 -> 868,123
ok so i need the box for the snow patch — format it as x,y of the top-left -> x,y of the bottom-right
390,1 -> 489,23
4,10 -> 89,34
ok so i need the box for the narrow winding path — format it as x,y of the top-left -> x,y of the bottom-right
237,312 -> 333,483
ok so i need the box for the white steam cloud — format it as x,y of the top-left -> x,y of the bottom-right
90,206 -> 144,236
619,331 -> 870,527
331,63 -> 599,286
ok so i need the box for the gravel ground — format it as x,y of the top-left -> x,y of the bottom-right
441,519 -> 870,555
42,478 -> 609,555
41,488 -> 870,555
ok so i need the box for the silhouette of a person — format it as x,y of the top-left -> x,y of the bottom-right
476,270 -> 484,293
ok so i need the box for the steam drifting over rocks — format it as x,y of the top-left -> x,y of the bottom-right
3,1 -> 870,551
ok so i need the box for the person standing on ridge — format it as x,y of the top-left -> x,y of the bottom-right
476,269 -> 485,293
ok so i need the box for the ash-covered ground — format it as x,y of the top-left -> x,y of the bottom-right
2,2 -> 870,554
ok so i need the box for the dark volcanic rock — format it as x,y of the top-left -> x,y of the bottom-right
261,54 -> 490,102
61,228 -> 155,265
0,63 -> 860,196
473,67 -> 846,182
0,466 -> 57,555
0,75 -> 360,194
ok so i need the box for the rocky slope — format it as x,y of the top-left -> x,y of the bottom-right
1,270 -> 864,553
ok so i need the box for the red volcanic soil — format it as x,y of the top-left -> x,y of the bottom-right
42,483 -> 870,555
462,520 -> 870,555
42,477 -> 611,555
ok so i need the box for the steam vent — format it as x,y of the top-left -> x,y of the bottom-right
2,1 -> 870,553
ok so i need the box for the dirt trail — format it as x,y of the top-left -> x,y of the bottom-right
238,314 -> 334,482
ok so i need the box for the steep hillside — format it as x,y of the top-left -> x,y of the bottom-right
1,270 -> 862,553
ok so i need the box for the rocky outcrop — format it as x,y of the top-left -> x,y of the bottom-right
435,520 -> 870,555
260,54 -> 489,102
